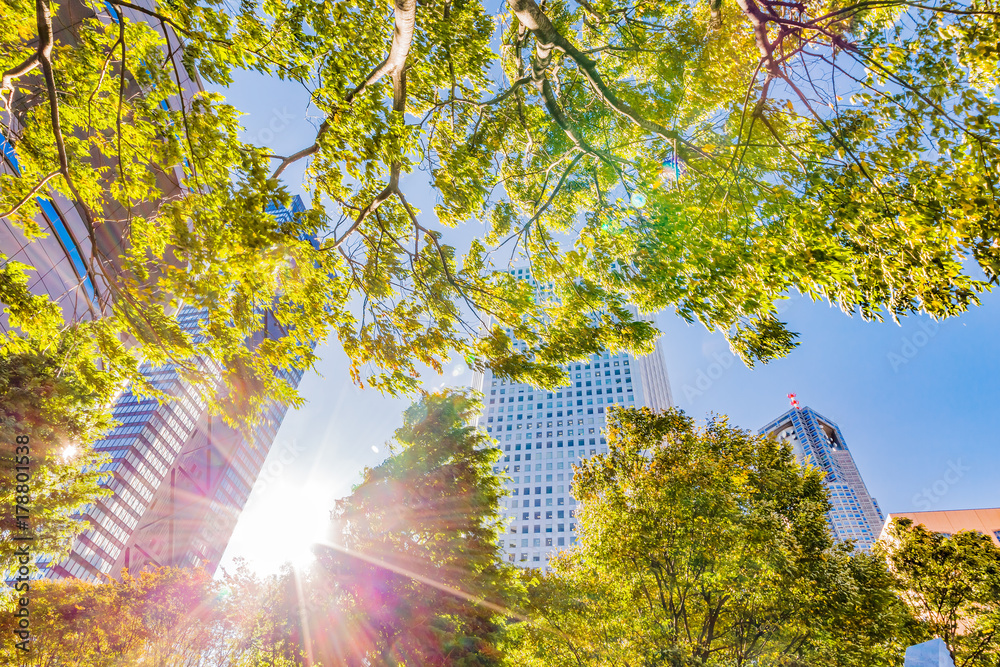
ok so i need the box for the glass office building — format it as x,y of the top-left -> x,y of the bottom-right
42,198 -> 311,580
761,405 -> 885,551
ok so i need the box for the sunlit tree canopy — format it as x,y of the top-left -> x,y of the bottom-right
2,0 -> 999,417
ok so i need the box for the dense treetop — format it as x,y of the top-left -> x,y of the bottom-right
2,0 -> 999,419
506,407 -> 920,666
879,518 -> 1000,667
18,402 -> 999,665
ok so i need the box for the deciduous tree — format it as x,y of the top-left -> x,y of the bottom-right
4,0 -> 999,434
0,566 -> 223,665
503,407 -> 918,666
0,327 -> 125,574
314,389 -> 520,666
879,518 -> 1000,667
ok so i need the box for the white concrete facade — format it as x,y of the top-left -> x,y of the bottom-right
470,268 -> 672,570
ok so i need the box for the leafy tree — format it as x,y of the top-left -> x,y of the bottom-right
5,0 -> 1000,431
313,388 -> 520,666
503,407 -> 917,666
0,561 -> 314,665
879,518 -> 1000,667
0,566 -> 223,666
0,326 -> 128,575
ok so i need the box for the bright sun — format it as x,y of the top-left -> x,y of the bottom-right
222,480 -> 330,575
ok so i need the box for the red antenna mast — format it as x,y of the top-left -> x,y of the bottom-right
787,393 -> 800,409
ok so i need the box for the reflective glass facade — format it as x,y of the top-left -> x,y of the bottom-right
43,198 -> 311,581
761,406 -> 884,551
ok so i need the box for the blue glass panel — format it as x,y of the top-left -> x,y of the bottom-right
104,0 -> 121,21
36,197 -> 97,302
1,134 -> 22,175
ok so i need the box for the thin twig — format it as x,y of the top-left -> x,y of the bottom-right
0,170 -> 60,219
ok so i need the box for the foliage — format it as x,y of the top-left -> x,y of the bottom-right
0,561 -> 317,666
503,407 -> 918,666
0,327 -> 125,574
4,0 -> 999,436
0,566 -> 220,665
879,518 -> 1000,667
314,388 -> 521,666
0,391 -> 521,666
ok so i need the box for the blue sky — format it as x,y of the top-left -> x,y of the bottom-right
215,71 -> 1000,575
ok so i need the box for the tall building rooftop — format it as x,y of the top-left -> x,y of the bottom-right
761,403 -> 884,551
879,508 -> 1000,547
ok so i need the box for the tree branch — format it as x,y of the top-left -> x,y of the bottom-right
330,164 -> 400,249
111,0 -> 232,45
35,0 -> 105,315
1,54 -> 41,100
271,0 -> 416,179
0,170 -> 60,219
508,0 -> 700,159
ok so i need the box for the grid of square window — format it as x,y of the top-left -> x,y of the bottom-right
475,346 -> 669,571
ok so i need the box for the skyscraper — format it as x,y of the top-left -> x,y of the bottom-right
761,403 -> 884,551
471,267 -> 672,569
41,197 -> 310,581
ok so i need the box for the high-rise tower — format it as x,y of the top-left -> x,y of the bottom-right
471,267 -> 672,570
761,403 -> 884,551
41,197 -> 310,581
